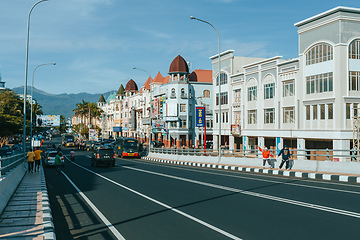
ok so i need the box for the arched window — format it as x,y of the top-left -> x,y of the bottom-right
263,74 -> 275,99
216,72 -> 228,85
306,43 -> 333,65
247,78 -> 257,102
203,90 -> 210,98
349,39 -> 360,59
170,88 -> 176,98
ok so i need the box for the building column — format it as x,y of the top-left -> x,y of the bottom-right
176,135 -> 180,148
229,135 -> 235,151
258,136 -> 264,149
213,135 -> 218,150
297,138 -> 306,160
333,139 -> 350,162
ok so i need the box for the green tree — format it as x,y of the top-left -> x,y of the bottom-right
73,100 -> 103,138
0,90 -> 25,138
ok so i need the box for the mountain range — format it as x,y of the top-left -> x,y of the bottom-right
12,86 -> 115,119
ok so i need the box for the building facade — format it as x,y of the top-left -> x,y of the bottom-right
96,55 -> 213,148
211,6 -> 360,161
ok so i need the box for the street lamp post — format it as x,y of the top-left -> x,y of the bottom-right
190,16 -> 222,163
30,62 -> 56,143
22,0 -> 49,155
133,67 -> 153,152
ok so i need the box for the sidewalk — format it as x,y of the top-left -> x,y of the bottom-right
0,166 -> 55,240
141,156 -> 360,183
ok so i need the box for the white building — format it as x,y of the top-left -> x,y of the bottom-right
212,6 -> 360,161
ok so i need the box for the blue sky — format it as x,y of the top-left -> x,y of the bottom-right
1,0 -> 359,94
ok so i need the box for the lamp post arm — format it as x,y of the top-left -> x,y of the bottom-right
23,0 -> 49,155
30,62 -> 56,141
190,16 -> 221,162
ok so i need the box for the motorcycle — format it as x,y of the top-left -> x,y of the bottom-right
70,150 -> 75,161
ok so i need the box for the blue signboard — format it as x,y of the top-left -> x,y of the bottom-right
196,107 -> 205,127
113,127 -> 122,132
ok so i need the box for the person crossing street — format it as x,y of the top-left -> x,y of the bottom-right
259,146 -> 274,168
278,145 -> 292,170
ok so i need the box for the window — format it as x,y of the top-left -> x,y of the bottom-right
248,86 -> 257,101
320,104 -> 325,120
264,108 -> 275,124
170,88 -> 176,98
349,71 -> 360,91
306,43 -> 333,65
216,72 -> 228,85
313,105 -> 317,120
283,80 -> 295,97
346,103 -> 351,119
180,104 -> 186,112
328,104 -> 333,120
170,121 -> 177,128
180,119 -> 187,128
216,113 -> 219,123
206,119 -> 213,128
354,103 -> 359,117
234,89 -> 241,103
203,90 -> 210,98
283,107 -> 294,123
349,39 -> 360,59
306,105 -> 310,120
181,88 -> 186,98
264,83 -> 275,99
216,92 -> 228,105
248,110 -> 257,124
306,72 -> 333,94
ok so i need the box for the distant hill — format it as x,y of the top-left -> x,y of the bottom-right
12,86 -> 115,119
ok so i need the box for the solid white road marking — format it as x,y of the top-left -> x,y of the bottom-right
71,163 -> 243,240
130,159 -> 360,195
61,171 -> 126,240
123,166 -> 360,219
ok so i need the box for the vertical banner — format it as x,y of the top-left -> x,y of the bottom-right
195,107 -> 205,127
243,136 -> 247,150
154,98 -> 158,118
276,137 -> 281,154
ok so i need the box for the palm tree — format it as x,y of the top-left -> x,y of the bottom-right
73,100 -> 103,138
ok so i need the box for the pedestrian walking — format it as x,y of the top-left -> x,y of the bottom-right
278,145 -> 292,170
259,146 -> 274,168
27,149 -> 35,173
34,147 -> 43,172
54,151 -> 62,174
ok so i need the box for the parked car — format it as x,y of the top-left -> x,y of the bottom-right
91,147 -> 115,167
44,151 -> 64,167
151,140 -> 164,148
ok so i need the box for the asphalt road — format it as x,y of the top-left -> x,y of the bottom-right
44,138 -> 360,240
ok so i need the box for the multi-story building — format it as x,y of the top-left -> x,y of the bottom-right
212,6 -> 360,161
97,55 -> 213,148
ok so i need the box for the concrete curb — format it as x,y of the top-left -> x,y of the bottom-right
40,166 -> 56,240
141,157 -> 360,184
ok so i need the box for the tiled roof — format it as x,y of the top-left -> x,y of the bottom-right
153,72 -> 164,83
106,92 -> 116,103
142,76 -> 152,90
189,69 -> 213,83
125,79 -> 138,91
117,84 -> 125,95
98,94 -> 106,103
163,76 -> 170,84
169,55 -> 189,74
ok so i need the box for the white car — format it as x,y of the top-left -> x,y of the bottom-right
44,151 -> 64,167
